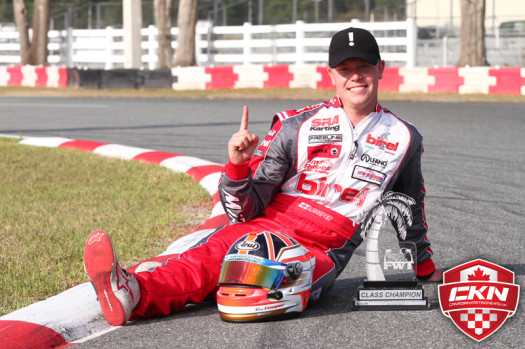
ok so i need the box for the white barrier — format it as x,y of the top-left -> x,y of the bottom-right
171,66 -> 209,90
0,20 -> 417,69
233,65 -> 267,89
399,67 -> 434,93
459,66 -> 497,94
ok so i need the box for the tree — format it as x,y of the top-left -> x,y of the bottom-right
458,0 -> 488,66
13,0 -> 50,65
154,0 -> 173,68
173,0 -> 198,67
363,0 -> 373,21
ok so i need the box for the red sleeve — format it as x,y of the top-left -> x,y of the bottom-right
224,160 -> 250,180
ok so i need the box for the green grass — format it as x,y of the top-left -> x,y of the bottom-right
0,138 -> 213,316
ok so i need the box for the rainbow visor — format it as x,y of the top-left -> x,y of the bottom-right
218,254 -> 287,289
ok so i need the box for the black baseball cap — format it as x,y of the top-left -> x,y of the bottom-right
328,27 -> 381,68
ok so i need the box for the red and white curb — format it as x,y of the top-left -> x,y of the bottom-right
0,135 -> 230,348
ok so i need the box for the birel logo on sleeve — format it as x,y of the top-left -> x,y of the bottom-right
365,134 -> 399,153
438,259 -> 520,342
307,144 -> 341,159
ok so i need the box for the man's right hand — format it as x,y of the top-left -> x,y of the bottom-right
228,106 -> 259,164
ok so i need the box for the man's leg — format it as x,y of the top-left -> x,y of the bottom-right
84,231 -> 141,326
130,223 -> 248,319
84,222 -> 262,324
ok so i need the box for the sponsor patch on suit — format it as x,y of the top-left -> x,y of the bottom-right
352,165 -> 386,186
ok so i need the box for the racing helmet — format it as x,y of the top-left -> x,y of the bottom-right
217,231 -> 316,322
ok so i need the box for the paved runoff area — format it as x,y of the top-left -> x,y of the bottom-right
0,96 -> 523,348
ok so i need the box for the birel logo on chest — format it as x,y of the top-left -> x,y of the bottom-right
295,173 -> 369,206
366,134 -> 399,152
310,115 -> 340,131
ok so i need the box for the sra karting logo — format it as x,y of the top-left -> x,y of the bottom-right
438,259 -> 520,342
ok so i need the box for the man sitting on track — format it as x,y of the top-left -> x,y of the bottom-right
83,27 -> 443,326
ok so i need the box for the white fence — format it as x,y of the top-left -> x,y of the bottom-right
0,19 -> 417,70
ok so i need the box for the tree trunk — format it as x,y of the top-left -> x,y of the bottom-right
363,0 -> 372,22
13,0 -> 50,65
154,0 -> 173,69
173,0 -> 198,67
458,0 -> 488,66
30,0 -> 50,65
12,0 -> 30,64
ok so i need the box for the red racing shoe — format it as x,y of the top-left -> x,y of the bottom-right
84,231 -> 140,326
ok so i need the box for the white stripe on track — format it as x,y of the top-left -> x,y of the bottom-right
19,137 -> 73,147
160,155 -> 219,173
93,144 -> 154,160
199,172 -> 221,195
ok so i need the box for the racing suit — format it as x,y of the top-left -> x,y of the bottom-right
130,97 -> 435,319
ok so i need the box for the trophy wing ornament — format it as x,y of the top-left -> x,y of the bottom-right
360,191 -> 416,281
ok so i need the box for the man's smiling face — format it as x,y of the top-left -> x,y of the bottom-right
328,57 -> 385,121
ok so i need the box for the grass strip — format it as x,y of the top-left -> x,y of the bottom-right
0,138 -> 213,315
1,86 -> 525,103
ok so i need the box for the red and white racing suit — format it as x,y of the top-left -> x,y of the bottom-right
130,97 -> 436,319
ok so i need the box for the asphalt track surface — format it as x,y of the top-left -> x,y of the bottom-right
1,96 -> 524,348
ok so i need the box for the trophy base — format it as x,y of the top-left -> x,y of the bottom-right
352,280 -> 429,311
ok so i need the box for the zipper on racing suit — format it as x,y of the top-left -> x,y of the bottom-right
320,118 -> 359,207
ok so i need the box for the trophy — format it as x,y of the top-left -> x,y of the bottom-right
352,192 -> 429,310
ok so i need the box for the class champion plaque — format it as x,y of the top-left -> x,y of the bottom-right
353,280 -> 429,310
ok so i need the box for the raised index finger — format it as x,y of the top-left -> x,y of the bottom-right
239,105 -> 249,131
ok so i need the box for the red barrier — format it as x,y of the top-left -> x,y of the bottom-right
263,65 -> 293,88
316,66 -> 333,89
380,67 -> 403,92
34,66 -> 48,87
3,65 -> 524,95
489,67 -> 524,95
7,66 -> 22,86
205,66 -> 237,89
57,67 -> 69,88
428,67 -> 463,93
